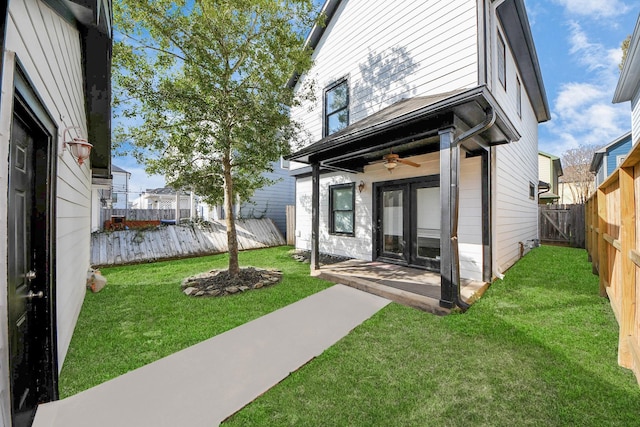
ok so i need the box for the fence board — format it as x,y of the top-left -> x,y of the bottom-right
286,205 -> 295,245
90,219 -> 285,266
586,138 -> 640,386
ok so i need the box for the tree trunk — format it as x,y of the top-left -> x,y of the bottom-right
223,155 -> 240,276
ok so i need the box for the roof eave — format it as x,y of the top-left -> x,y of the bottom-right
613,14 -> 640,103
286,0 -> 343,89
496,0 -> 550,123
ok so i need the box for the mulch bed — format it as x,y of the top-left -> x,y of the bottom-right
181,267 -> 282,297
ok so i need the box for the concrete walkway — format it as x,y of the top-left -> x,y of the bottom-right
33,285 -> 390,427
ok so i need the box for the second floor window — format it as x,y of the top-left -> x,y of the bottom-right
498,32 -> 506,89
324,78 -> 349,137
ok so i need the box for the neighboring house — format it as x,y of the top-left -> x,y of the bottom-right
209,161 -> 295,236
110,165 -> 131,209
538,151 -> 563,204
287,0 -> 549,309
590,131 -> 633,187
132,187 -> 193,210
613,14 -> 640,145
90,164 -> 131,232
0,1 -> 112,425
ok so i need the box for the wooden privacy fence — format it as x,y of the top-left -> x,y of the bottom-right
539,204 -> 585,248
585,140 -> 640,385
91,218 -> 285,266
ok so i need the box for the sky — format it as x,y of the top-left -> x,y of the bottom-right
114,0 -> 640,195
526,0 -> 638,155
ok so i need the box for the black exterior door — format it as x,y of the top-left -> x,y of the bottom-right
374,176 -> 440,271
8,98 -> 57,426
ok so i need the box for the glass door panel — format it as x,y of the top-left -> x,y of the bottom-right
415,187 -> 440,261
382,189 -> 404,256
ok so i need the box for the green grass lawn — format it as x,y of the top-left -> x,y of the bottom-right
58,246 -> 332,398
224,246 -> 640,426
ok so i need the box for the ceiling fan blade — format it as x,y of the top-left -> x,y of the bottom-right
397,158 -> 420,167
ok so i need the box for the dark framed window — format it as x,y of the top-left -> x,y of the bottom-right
516,76 -> 522,117
498,32 -> 506,89
529,182 -> 535,200
329,182 -> 355,235
324,78 -> 349,137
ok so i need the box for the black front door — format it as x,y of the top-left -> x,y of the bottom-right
374,176 -> 440,271
8,97 -> 57,426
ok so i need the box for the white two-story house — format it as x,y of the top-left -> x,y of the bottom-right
287,0 -> 549,309
0,1 -> 112,425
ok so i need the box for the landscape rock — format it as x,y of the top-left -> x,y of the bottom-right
181,267 -> 282,298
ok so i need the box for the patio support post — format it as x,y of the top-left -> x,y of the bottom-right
439,128 -> 455,308
311,162 -> 320,271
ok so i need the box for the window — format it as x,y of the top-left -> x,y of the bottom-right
516,76 -> 522,117
497,32 -> 506,89
329,183 -> 355,235
529,182 -> 535,200
112,193 -> 118,203
324,78 -> 349,137
616,155 -> 626,166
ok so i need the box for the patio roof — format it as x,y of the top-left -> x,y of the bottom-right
288,85 -> 520,172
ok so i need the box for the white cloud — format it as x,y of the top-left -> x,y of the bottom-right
568,22 -> 621,73
552,0 -> 630,18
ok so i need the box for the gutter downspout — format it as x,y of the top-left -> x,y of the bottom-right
449,107 -> 496,311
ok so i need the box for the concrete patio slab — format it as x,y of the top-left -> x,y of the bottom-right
33,285 -> 390,427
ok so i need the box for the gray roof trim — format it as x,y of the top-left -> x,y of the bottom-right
287,0 -> 342,88
613,14 -> 640,103
496,0 -> 550,122
111,164 -> 130,174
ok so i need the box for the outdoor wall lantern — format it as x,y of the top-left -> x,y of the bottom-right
61,126 -> 93,166
358,180 -> 365,193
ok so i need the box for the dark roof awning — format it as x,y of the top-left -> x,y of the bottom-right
288,86 -> 520,172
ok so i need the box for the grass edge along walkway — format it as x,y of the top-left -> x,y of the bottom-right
59,246 -> 333,398
225,246 -> 640,427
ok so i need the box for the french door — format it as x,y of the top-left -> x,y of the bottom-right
374,176 -> 440,270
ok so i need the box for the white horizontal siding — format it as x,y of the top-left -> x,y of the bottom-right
4,0 -> 90,376
491,14 -> 540,275
296,151 -> 482,280
459,155 -> 483,281
538,154 -> 551,184
292,0 -> 478,144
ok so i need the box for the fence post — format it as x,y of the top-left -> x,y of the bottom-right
597,187 -> 609,297
618,166 -> 636,368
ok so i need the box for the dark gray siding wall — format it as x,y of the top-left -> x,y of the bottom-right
238,162 -> 294,236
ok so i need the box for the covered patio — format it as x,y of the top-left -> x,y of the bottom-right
314,260 -> 489,315
289,86 -> 520,310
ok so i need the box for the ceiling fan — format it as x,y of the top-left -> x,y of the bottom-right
380,152 -> 420,172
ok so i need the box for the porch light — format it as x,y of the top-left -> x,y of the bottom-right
61,126 -> 93,166
358,180 -> 365,193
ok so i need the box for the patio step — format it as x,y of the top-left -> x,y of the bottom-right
316,271 -> 451,315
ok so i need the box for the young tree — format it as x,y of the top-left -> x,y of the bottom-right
560,144 -> 598,204
114,0 -> 319,276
